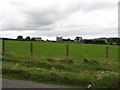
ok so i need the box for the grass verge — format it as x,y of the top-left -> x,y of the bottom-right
2,53 -> 119,88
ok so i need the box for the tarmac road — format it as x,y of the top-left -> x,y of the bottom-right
2,78 -> 69,88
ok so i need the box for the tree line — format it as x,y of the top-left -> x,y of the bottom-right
2,35 -> 120,45
17,35 -> 120,45
83,38 -> 120,45
17,35 -> 42,41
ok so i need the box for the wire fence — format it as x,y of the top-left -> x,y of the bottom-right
2,40 -> 109,64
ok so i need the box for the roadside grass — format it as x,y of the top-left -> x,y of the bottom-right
2,54 -> 119,88
3,53 -> 119,72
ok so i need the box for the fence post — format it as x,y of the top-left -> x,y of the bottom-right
30,42 -> 33,56
105,46 -> 109,64
2,40 -> 5,56
66,45 -> 69,57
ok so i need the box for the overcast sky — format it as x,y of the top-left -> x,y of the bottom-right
0,0 -> 119,40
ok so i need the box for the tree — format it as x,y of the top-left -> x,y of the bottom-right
46,39 -> 49,41
25,36 -> 30,41
93,39 -> 106,44
83,39 -> 94,44
17,35 -> 23,40
107,38 -> 120,45
31,38 -> 36,41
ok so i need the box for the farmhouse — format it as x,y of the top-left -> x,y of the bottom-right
56,36 -> 82,42
56,37 -> 63,42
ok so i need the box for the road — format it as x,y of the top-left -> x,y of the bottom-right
2,78 -> 69,88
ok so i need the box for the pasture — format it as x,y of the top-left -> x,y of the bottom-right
3,40 -> 119,62
1,40 -> 119,88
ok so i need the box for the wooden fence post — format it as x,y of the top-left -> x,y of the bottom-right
66,45 -> 69,57
2,40 -> 5,56
105,47 -> 109,64
30,42 -> 33,56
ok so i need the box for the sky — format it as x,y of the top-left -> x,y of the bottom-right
0,0 -> 119,40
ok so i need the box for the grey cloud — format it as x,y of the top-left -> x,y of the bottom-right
2,2 -> 81,31
80,1 -> 117,13
21,3 -> 82,30
1,0 -> 116,31
0,0 -> 118,39
29,26 -> 117,37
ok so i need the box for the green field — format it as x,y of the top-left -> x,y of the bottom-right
1,40 -> 119,88
3,40 -> 119,61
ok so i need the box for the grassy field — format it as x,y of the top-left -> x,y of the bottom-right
3,40 -> 119,61
1,40 -> 119,88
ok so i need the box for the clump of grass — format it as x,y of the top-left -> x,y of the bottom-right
93,76 -> 119,88
60,58 -> 74,64
95,71 -> 119,80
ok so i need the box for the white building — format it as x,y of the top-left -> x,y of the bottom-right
56,36 -> 63,42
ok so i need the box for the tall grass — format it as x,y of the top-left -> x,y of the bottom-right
2,54 -> 119,88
